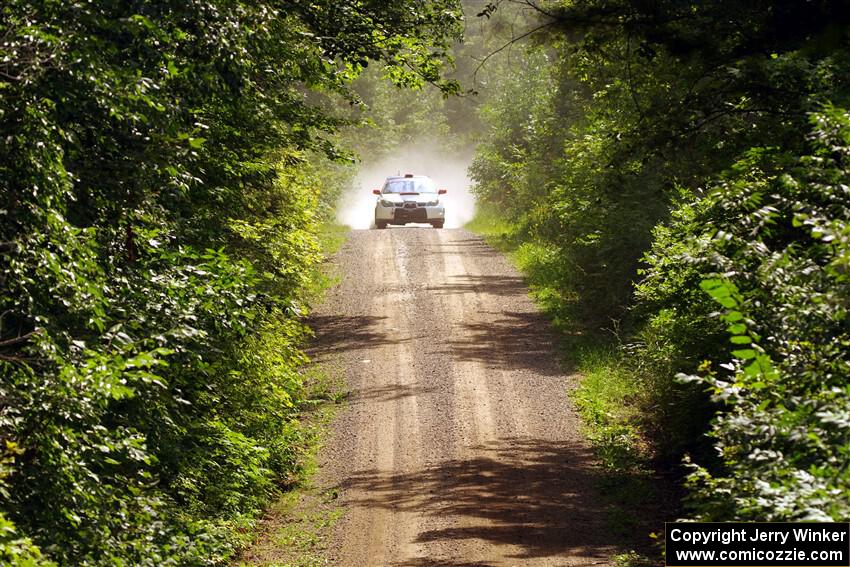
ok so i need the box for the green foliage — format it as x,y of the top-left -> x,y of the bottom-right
469,0 -> 850,526
462,203 -> 515,243
0,514 -> 53,567
571,348 -> 645,473
471,0 -> 850,325
0,0 -> 461,563
348,64 -> 456,160
0,444 -> 53,566
654,108 -> 850,521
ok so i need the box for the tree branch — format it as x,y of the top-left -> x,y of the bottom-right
472,20 -> 555,83
0,329 -> 41,348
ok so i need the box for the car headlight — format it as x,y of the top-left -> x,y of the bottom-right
380,199 -> 396,207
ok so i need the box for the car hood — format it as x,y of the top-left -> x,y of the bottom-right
380,193 -> 438,203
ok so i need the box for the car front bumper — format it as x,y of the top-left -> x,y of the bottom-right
375,204 -> 445,223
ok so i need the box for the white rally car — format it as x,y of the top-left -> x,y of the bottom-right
373,174 -> 446,229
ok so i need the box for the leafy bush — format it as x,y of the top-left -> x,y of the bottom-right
468,0 -> 850,525
648,108 -> 850,521
0,0 -> 461,563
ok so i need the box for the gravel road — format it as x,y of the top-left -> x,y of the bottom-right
309,228 -> 617,566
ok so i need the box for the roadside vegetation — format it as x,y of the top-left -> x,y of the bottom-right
467,0 -> 850,526
0,1 -> 461,564
233,366 -> 346,567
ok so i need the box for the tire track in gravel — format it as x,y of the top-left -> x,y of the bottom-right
309,228 -> 621,566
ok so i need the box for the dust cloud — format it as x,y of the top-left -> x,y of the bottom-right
336,145 -> 477,229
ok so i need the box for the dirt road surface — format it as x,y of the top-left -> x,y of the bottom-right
310,228 -> 618,566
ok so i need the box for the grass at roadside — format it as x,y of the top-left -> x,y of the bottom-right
317,222 -> 350,256
233,222 -> 350,566
465,207 -> 668,563
302,222 -> 350,303
233,366 -> 347,567
462,204 -> 517,252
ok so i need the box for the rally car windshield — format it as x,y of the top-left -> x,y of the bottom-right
382,178 -> 437,194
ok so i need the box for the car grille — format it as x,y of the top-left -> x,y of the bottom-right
394,207 -> 428,221
404,202 -> 417,209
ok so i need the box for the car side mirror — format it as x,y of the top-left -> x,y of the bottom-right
438,189 -> 447,195
372,189 -> 381,195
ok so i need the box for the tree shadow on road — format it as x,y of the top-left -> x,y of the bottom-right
348,383 -> 441,405
338,437 -> 620,563
430,310 -> 564,377
425,275 -> 526,297
424,237 -> 507,261
393,559 -> 497,567
307,314 -> 417,359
